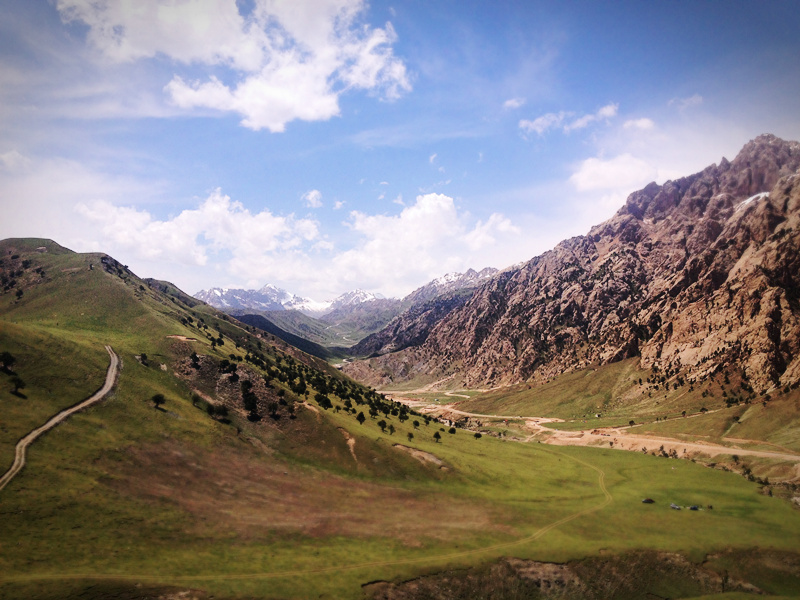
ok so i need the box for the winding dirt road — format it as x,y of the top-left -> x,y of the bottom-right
426,404 -> 800,464
0,345 -> 118,493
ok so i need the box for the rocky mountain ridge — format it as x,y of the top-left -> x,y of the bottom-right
195,268 -> 498,346
343,134 -> 800,394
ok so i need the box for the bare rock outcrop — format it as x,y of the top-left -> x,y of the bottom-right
344,134 -> 800,393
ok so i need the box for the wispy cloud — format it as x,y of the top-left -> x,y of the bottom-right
623,118 -> 655,130
503,97 -> 525,110
669,94 -> 703,111
519,111 -> 570,136
519,103 -> 618,136
563,103 -> 618,132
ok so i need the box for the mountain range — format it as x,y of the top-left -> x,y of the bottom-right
343,134 -> 800,395
195,267 -> 498,348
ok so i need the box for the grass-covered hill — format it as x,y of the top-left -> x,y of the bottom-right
2,238 -> 800,600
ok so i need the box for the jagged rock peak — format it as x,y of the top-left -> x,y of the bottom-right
619,134 -> 800,224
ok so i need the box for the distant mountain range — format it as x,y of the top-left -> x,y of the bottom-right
194,267 -> 498,349
343,134 -> 800,394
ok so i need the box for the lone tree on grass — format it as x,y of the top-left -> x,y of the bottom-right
377,419 -> 387,432
407,432 -> 414,442
0,351 -> 15,373
388,424 -> 395,435
474,432 -> 482,440
151,393 -> 166,409
356,411 -> 366,425
448,427 -> 456,435
433,431 -> 441,443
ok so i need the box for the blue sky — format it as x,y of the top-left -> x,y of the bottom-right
2,0 -> 799,300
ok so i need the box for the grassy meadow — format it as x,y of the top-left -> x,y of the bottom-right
2,239 -> 800,599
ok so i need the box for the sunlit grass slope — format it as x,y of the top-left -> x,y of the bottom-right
1,238 -> 799,600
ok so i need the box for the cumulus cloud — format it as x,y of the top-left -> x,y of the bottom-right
429,152 -> 437,164
333,200 -> 345,210
57,0 -> 411,132
569,153 -> 657,192
623,118 -> 655,130
333,193 -> 519,296
302,189 -> 323,208
75,189 -> 320,278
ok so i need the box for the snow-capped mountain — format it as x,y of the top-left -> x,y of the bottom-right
195,270 -> 496,321
194,284 -> 318,314
193,285 -> 383,317
328,289 -> 384,311
402,267 -> 498,308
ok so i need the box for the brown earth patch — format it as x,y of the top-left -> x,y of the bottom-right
392,444 -> 446,469
103,440 -> 508,544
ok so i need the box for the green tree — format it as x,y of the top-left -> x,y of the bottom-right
151,393 -> 166,409
377,419 -> 387,432
412,419 -> 420,429
388,424 -> 395,435
0,351 -> 15,373
407,432 -> 414,442
356,411 -> 366,425
448,427 -> 456,435
433,431 -> 441,443
473,432 -> 482,440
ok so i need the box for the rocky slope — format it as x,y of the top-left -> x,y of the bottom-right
343,134 -> 800,394
349,288 -> 476,357
401,268 -> 498,309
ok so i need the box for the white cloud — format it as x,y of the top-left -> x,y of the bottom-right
623,118 -> 655,130
521,103 -> 619,137
563,103 -> 618,132
503,97 -> 526,110
429,152 -> 437,164
333,200 -> 345,210
333,193 -> 519,297
519,111 -> 568,136
569,153 -> 657,192
0,150 -> 31,171
75,190 -> 320,269
302,189 -> 323,208
58,0 -> 411,132
669,94 -> 703,111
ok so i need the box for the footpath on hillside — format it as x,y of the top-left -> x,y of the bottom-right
0,345 -> 119,493
385,392 -> 800,465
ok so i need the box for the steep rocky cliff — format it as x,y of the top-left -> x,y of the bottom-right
343,135 -> 800,393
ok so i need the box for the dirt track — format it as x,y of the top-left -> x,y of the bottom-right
0,345 -> 118,493
393,400 -> 800,465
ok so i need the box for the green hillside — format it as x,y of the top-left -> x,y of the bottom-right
1,238 -> 800,600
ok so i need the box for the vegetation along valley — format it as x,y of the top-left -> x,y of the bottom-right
2,2 -> 800,599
